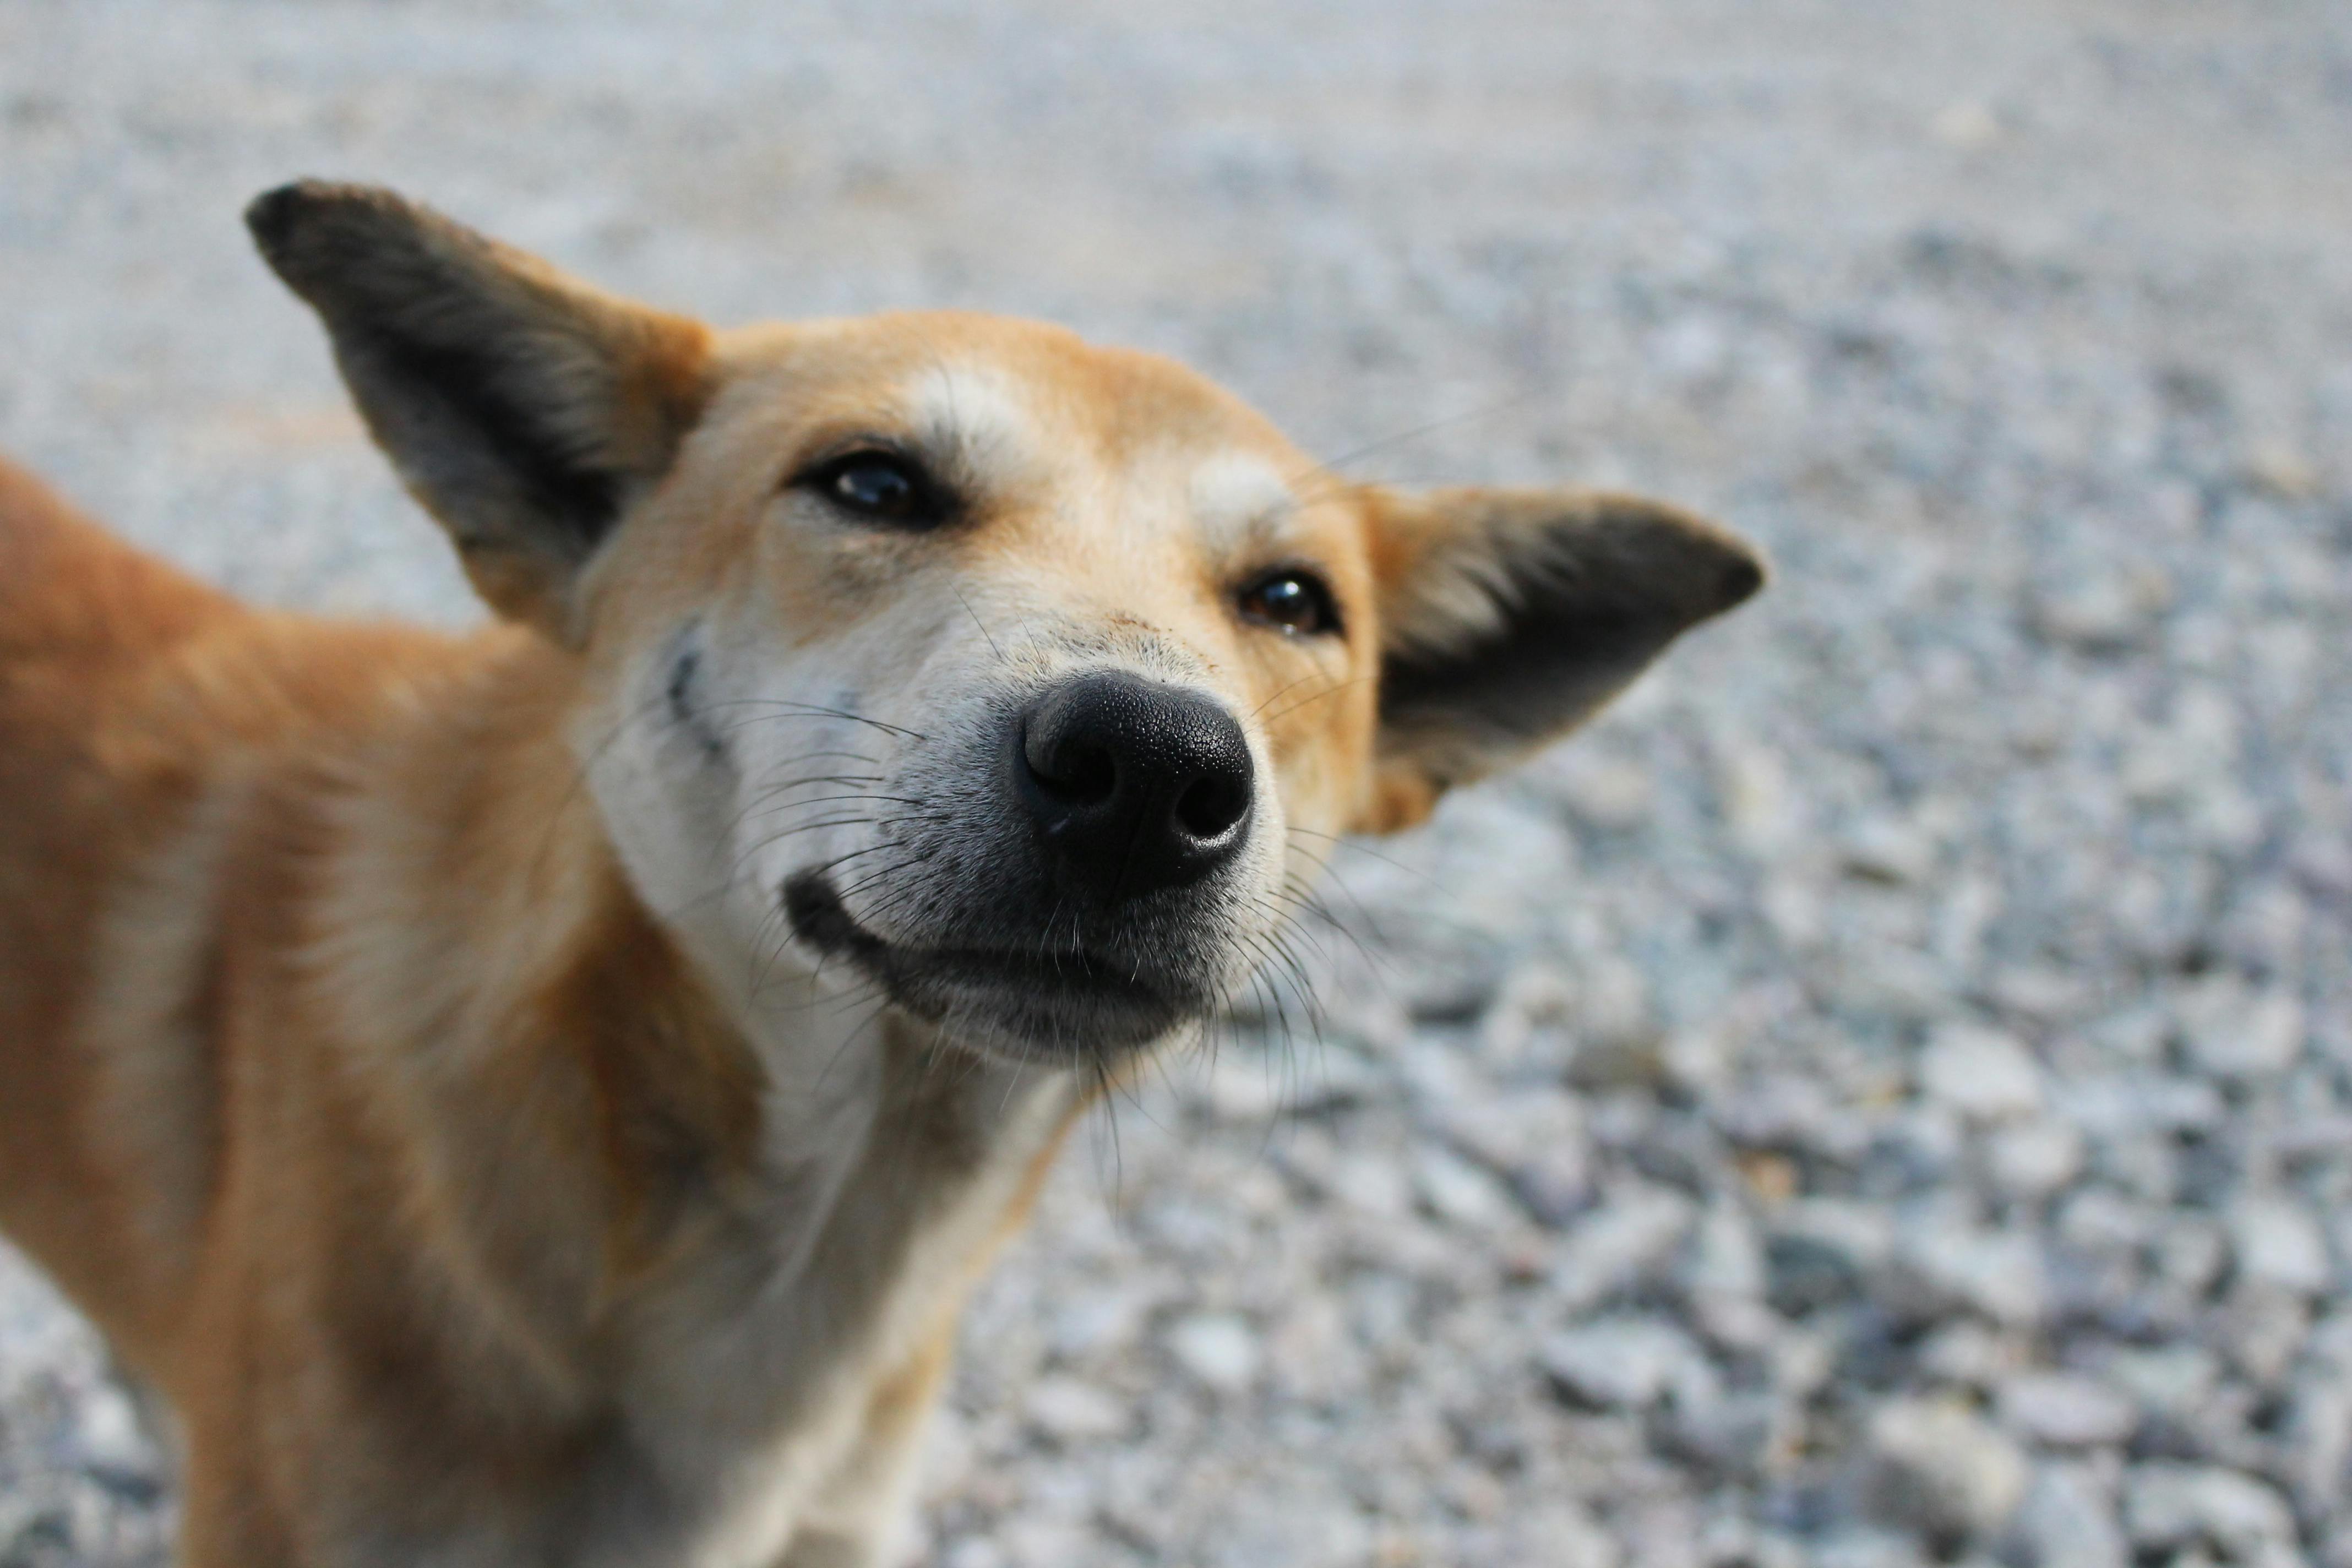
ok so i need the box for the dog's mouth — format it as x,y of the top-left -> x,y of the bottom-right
782,870 -> 1201,1055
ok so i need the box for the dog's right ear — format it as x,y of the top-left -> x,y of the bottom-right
246,181 -> 711,639
1353,484 -> 1763,833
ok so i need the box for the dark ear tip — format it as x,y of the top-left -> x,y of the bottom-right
1717,546 -> 1767,609
243,182 -> 310,255
245,180 -> 347,254
243,181 -> 418,277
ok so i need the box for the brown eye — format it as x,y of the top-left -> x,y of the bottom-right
1237,567 -> 1341,636
802,451 -> 948,528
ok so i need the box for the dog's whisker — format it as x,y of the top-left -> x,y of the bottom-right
949,584 -> 1005,665
694,697 -> 928,743
1280,387 -> 1540,503
744,792 -> 932,823
1261,674 -> 1374,725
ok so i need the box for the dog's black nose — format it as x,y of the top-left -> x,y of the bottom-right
1016,672 -> 1255,902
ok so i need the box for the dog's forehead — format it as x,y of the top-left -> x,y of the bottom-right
905,351 -> 1326,563
897,360 -> 1035,466
1185,451 -> 1302,554
744,314 -> 1321,538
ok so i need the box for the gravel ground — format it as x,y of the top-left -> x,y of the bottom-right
4,2 -> 2351,1564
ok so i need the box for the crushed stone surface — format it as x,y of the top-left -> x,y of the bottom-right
3,2 -> 2349,1563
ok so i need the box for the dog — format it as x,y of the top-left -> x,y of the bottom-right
0,181 -> 1762,1566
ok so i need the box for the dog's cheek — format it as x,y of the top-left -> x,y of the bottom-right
659,622 -> 736,770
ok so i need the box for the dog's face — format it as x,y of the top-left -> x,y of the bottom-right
250,183 -> 1762,1063
585,319 -> 1387,1058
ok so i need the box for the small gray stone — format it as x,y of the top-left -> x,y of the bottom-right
2217,1286 -> 2315,1390
1194,1049 -> 1289,1121
1842,816 -> 1940,885
1989,966 -> 2096,1027
2283,1372 -> 2352,1513
1716,741 -> 1803,858
1766,1199 -> 1896,1315
1324,1151 -> 1413,1221
1555,753 -> 1658,832
2057,1187 -> 2162,1256
1505,1503 -> 1622,1568
2244,440 -> 2323,499
1214,1489 -> 1375,1566
994,1516 -> 1093,1568
1550,1181 -> 1696,1310
1477,963 -> 1578,1068
1984,1118 -> 2085,1201
62,1378 -> 157,1484
1508,1147 -> 1598,1228
1918,1322 -> 2027,1391
1719,1072 -> 1848,1156
2010,1463 -> 2128,1568
1434,1086 -> 1594,1226
2124,1463 -> 2298,1558
1919,1023 -> 2044,1123
1414,1147 -> 1516,1229
1661,1380 -> 1774,1477
2059,1072 -> 2225,1139
1163,1313 -> 1261,1394
2231,1197 -> 2333,1298
1023,1375 -> 1130,1442
2101,1345 -> 2222,1423
2030,565 -> 2171,652
2178,976 -> 2307,1080
1822,946 -> 1957,1026
1688,1291 -> 1783,1357
1812,1525 -> 1935,1568
1996,1371 -> 2137,1449
1684,1200 -> 1768,1302
1893,1221 -> 2047,1327
1538,1317 -> 1707,1411
2157,1219 -> 2231,1298
1047,1286 -> 1153,1360
1562,956 -> 1666,1088
1865,1397 -> 2031,1542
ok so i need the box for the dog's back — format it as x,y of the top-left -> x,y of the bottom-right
0,458 -> 455,1369
0,460 -> 239,1337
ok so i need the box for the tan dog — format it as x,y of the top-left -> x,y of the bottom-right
0,182 -> 1762,1566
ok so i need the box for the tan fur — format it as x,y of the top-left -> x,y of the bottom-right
0,183 -> 1760,1566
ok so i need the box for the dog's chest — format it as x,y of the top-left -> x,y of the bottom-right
600,1063 -> 1079,1568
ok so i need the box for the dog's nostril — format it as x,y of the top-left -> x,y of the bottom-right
1174,769 -> 1248,840
1023,728 -> 1118,807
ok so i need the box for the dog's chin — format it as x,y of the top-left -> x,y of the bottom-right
782,870 -> 1210,1062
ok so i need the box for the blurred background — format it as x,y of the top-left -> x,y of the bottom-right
2,1 -> 2349,1564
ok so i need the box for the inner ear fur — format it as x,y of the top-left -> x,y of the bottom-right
1357,485 -> 1765,832
246,181 -> 712,638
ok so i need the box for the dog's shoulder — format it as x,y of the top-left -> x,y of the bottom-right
0,455 -> 235,673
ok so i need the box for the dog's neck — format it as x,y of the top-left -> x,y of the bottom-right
311,632 -> 1084,1445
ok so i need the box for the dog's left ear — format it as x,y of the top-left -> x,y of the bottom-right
246,181 -> 712,639
1355,486 -> 1765,832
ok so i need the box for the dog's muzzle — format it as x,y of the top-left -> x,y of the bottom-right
785,670 -> 1261,1055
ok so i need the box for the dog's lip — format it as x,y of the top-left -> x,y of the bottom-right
782,868 -> 891,966
782,869 -> 1171,1006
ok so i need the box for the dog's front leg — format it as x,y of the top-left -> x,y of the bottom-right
774,1325 -> 956,1568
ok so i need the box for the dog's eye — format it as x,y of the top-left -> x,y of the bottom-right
1236,568 -> 1341,636
802,451 -> 947,528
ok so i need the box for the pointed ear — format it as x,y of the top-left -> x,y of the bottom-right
1357,486 -> 1765,832
246,181 -> 712,639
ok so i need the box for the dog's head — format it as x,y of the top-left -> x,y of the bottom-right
250,182 -> 1762,1063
